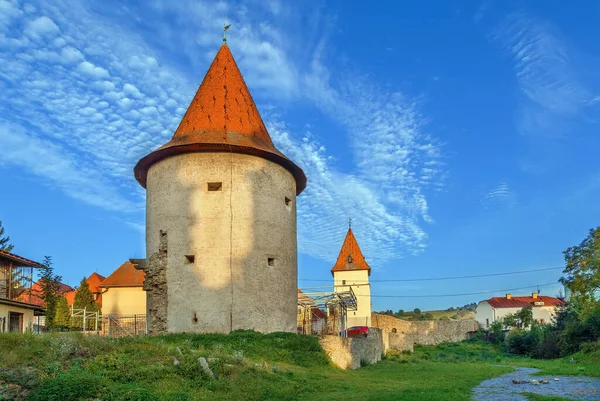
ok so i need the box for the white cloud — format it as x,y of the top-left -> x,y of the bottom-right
0,121 -> 136,212
0,0 -> 444,267
0,0 -> 24,27
60,46 -> 83,63
482,181 -> 516,211
493,13 -> 598,139
76,61 -> 109,79
24,15 -> 59,38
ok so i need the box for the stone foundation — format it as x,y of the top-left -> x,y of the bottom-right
319,328 -> 385,370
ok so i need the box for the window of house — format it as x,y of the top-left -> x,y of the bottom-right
348,255 -> 353,263
486,318 -> 489,328
342,280 -> 346,285
392,328 -> 397,333
285,197 -> 291,208
267,257 -> 275,267
207,182 -> 222,191
184,255 -> 195,264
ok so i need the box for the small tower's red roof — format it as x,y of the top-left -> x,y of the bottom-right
134,44 -> 306,194
331,228 -> 371,276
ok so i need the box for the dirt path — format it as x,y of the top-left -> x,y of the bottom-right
472,366 -> 600,401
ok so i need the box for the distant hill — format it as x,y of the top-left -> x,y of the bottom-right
377,303 -> 477,321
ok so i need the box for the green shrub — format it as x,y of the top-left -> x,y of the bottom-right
28,371 -> 105,401
490,321 -> 504,344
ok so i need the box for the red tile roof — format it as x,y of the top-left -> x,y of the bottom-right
0,250 -> 44,268
331,228 -> 371,276
486,296 -> 567,309
134,44 -> 306,195
99,261 -> 145,288
17,280 -> 74,307
86,272 -> 106,294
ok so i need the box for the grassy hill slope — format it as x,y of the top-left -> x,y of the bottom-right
0,332 -> 598,401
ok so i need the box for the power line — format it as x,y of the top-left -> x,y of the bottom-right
366,282 -> 559,298
298,266 -> 563,283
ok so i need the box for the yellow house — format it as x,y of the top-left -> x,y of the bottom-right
99,261 -> 146,316
331,226 -> 372,328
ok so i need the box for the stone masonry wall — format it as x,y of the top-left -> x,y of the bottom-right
319,328 -> 385,370
372,313 -> 479,352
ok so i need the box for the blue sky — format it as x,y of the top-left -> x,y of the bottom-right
1,0 -> 599,311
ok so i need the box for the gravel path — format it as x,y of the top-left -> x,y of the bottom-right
472,367 -> 600,401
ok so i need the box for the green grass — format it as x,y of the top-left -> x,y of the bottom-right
0,333 -> 598,401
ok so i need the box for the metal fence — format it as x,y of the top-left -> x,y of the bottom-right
101,314 -> 146,337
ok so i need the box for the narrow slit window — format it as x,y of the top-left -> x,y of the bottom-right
184,255 -> 195,264
207,182 -> 222,191
285,197 -> 291,207
342,280 -> 346,285
267,257 -> 275,267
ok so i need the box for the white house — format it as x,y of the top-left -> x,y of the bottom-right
476,293 -> 566,329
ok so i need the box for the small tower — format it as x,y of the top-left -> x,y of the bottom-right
331,226 -> 372,327
134,43 -> 306,334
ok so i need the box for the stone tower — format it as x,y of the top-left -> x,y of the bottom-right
331,227 -> 372,327
133,44 -> 306,334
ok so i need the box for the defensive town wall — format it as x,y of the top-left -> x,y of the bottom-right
371,313 -> 479,352
319,328 -> 385,370
318,315 -> 478,369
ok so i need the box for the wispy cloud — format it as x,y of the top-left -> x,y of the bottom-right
482,180 -> 516,211
492,12 -> 599,140
0,0 -> 444,265
0,121 -> 136,212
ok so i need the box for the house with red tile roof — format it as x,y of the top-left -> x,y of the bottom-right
476,293 -> 567,329
99,261 -> 146,317
62,272 -> 105,307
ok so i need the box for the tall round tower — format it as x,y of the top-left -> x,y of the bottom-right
134,44 -> 306,334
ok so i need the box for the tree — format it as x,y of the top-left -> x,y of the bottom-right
413,308 -> 421,315
503,306 -> 534,329
39,256 -> 62,330
73,277 -> 97,329
396,309 -> 405,317
54,296 -> 71,328
423,313 -> 434,320
0,220 -> 14,252
560,227 -> 600,316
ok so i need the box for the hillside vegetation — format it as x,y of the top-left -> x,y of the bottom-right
1,332 -> 598,401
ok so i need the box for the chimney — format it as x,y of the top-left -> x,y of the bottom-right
506,294 -> 512,299
532,292 -> 538,299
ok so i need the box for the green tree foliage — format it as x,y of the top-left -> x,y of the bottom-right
561,227 -> 600,317
423,313 -> 434,320
0,220 -> 14,252
39,256 -> 62,330
54,296 -> 71,328
489,320 -> 504,344
396,309 -> 405,317
413,308 -> 421,315
72,277 -> 97,330
502,306 -> 534,329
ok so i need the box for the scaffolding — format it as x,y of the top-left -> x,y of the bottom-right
298,287 -> 357,337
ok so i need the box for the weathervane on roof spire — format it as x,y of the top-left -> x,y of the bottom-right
349,216 -> 352,229
223,24 -> 231,44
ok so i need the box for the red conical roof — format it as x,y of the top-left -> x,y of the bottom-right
331,228 -> 371,276
134,44 -> 306,194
